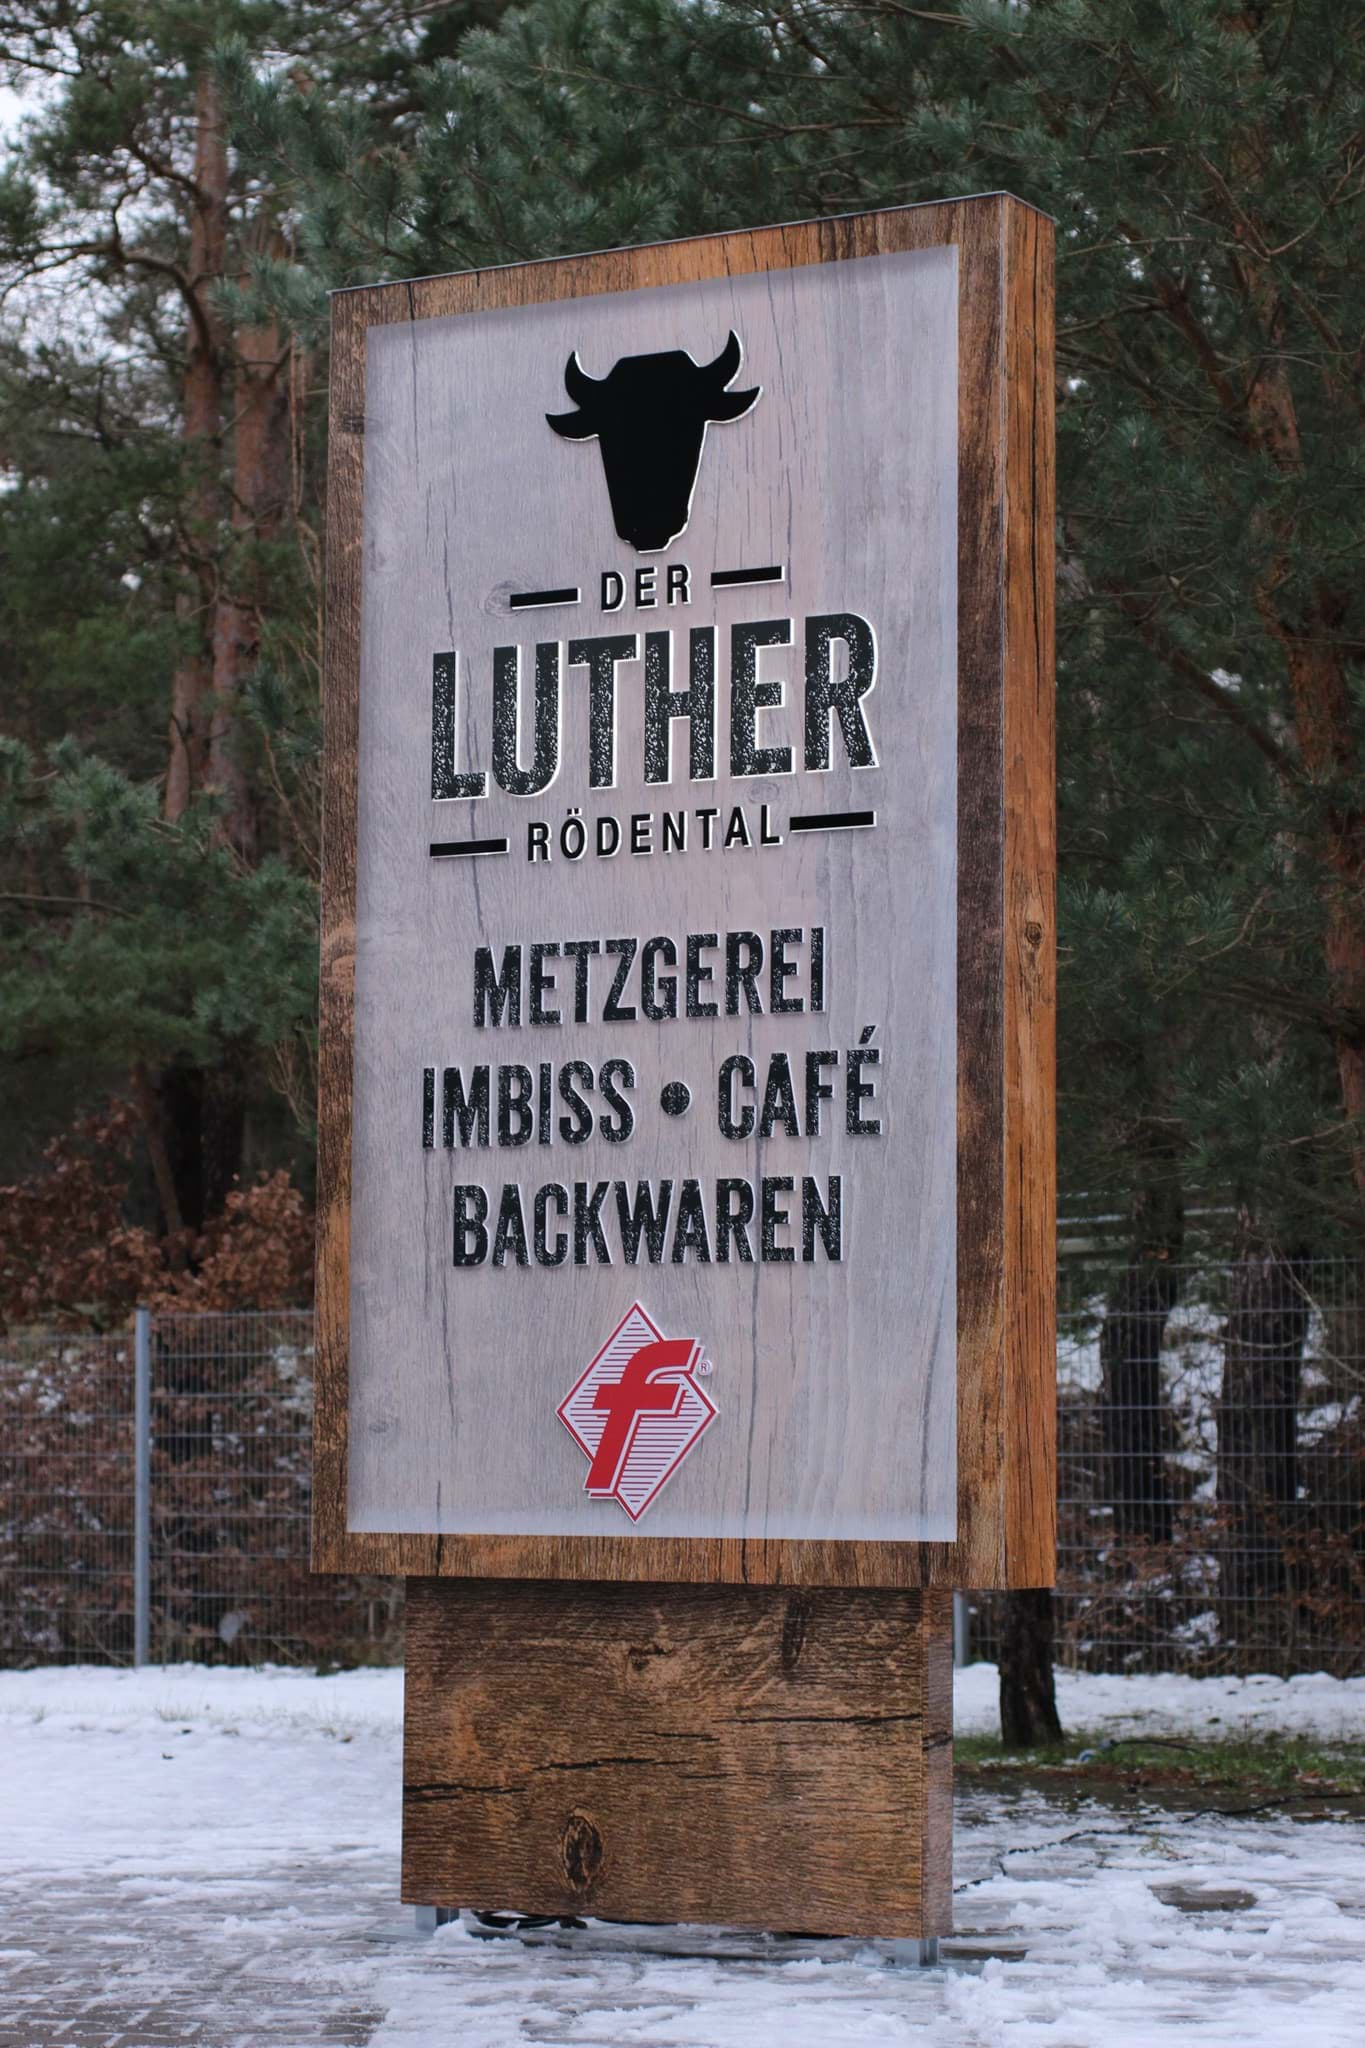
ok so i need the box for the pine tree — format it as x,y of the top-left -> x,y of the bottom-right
218,0 -> 1365,1725
223,0 -> 1365,1252
0,1 -> 508,1236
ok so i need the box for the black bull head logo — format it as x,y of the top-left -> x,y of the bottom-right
546,331 -> 760,552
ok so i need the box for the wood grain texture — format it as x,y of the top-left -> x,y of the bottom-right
401,1576 -> 954,1937
314,287 -> 363,1574
351,250 -> 956,1543
1002,204 -> 1058,1585
314,196 -> 1056,1589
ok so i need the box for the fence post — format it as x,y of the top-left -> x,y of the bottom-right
134,1306 -> 151,1669
952,1591 -> 970,1669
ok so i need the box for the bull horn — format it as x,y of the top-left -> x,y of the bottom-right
546,406 -> 598,440
699,330 -> 744,388
563,349 -> 603,406
706,380 -> 760,423
546,349 -> 605,439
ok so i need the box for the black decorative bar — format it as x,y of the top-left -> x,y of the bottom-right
710,564 -> 785,589
430,837 -> 510,858
788,810 -> 877,834
508,586 -> 581,610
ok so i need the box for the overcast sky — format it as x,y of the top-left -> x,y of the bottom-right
0,84 -> 27,141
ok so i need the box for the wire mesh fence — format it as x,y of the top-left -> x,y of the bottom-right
2,1260 -> 1362,1672
0,1327 -> 138,1666
972,1253 -> 1365,1676
0,1312 -> 400,1668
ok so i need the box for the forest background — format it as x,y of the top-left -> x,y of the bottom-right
3,0 -> 1363,1723
0,5 -> 1360,1361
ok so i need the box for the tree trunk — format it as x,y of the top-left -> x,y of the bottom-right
131,1062 -> 188,1265
1217,1243 -> 1310,1647
208,229 -> 292,862
165,69 -> 228,826
154,1058 -> 247,1238
998,1589 -> 1063,1748
153,76 -> 250,1238
1098,1168 -> 1183,1545
1140,72 -> 1365,1209
1225,164 -> 1365,1204
1275,624 -> 1365,1207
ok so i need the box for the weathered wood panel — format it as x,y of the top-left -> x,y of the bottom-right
349,249 -> 956,1543
1002,202 -> 1058,1586
402,1576 -> 954,1938
315,195 -> 1055,1589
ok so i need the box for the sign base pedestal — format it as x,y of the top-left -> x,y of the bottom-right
401,1579 -> 953,1940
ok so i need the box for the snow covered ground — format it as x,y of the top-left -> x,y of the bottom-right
7,1656 -> 1364,1745
953,1658 -> 1365,1743
1,1663 -> 1362,2046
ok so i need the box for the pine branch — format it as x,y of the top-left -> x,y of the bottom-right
1109,593 -> 1297,781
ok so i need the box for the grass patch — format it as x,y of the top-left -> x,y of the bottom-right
956,1730 -> 1365,1799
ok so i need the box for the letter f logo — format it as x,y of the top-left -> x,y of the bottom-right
558,1304 -> 718,1520
584,1338 -> 699,1496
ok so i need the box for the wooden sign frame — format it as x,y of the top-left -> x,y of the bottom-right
314,193 -> 1055,1594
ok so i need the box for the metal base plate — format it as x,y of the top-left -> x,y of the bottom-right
413,1907 -> 944,1967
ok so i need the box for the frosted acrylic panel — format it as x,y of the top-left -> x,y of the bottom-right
349,247 -> 958,1539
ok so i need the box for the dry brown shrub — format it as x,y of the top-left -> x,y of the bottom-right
0,1103 -> 314,1329
152,1172 -> 315,1314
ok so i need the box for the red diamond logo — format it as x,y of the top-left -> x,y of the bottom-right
557,1303 -> 717,1521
